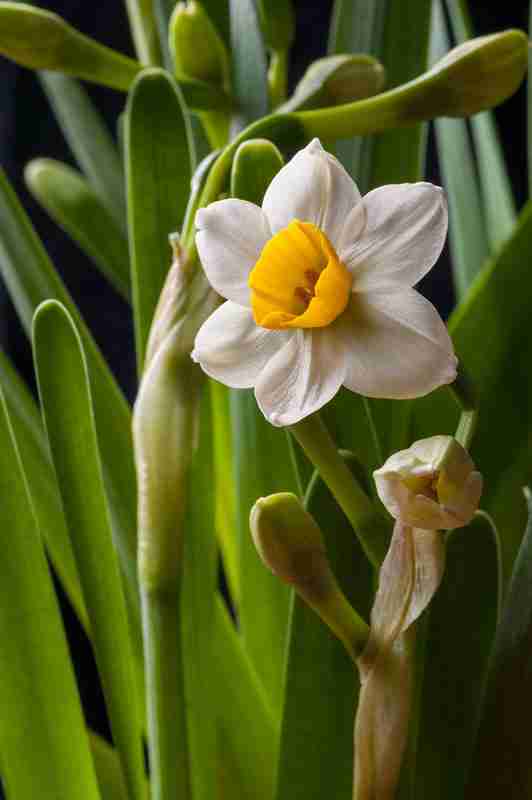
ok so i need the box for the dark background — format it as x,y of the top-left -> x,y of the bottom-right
0,0 -> 528,786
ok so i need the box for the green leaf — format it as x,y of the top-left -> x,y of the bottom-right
445,0 -> 516,250
0,2 -> 141,90
467,490 -> 532,797
275,456 -> 374,800
210,381 -> 238,604
180,390 -> 218,800
201,0 -> 230,46
123,0 -> 162,67
40,72 -> 127,232
412,200 -> 532,577
430,0 -> 488,300
230,392 -> 299,711
215,597 -> 278,800
90,733 -> 129,800
0,346 -> 88,631
25,158 -> 130,300
327,0 -> 387,188
33,300 -> 145,800
369,0 -> 432,188
414,513 -> 501,799
0,167 -> 141,675
126,68 -> 195,374
229,0 -> 269,131
0,384 -> 101,800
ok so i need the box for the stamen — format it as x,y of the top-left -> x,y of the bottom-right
294,286 -> 314,307
305,269 -> 320,287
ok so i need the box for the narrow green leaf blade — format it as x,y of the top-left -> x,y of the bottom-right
369,0 -> 432,188
231,393 -> 299,711
327,0 -> 387,188
40,72 -> 127,232
0,168 -> 141,678
414,513 -> 501,798
445,0 -> 516,249
25,158 -> 130,300
229,0 -> 269,131
412,200 -> 532,575
215,597 -> 278,800
431,0 -> 489,298
90,733 -> 129,800
210,381 -> 238,603
0,347 -> 88,631
126,68 -> 195,374
467,490 -> 532,797
0,385 -> 101,800
180,390 -> 218,800
276,458 -> 374,800
33,301 -> 145,800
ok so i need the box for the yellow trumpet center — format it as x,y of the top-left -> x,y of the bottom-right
248,220 -> 353,330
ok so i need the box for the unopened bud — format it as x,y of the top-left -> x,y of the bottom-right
230,139 -> 284,206
281,54 -> 385,113
250,493 -> 368,659
374,436 -> 482,530
170,1 -> 229,88
418,29 -> 528,118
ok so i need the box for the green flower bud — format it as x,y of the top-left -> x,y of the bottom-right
170,1 -> 229,88
230,139 -> 284,206
299,29 -> 528,141
419,28 -> 529,118
250,493 -> 369,660
281,54 -> 385,113
0,1 -> 140,90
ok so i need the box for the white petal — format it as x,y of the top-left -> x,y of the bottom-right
255,327 -> 345,426
340,289 -> 457,399
192,301 -> 288,388
195,199 -> 271,306
262,138 -> 361,243
338,183 -> 448,290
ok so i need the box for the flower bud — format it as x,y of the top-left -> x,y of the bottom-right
250,492 -> 368,659
256,0 -> 295,52
281,54 -> 385,113
421,29 -> 528,117
170,1 -> 229,88
373,436 -> 482,530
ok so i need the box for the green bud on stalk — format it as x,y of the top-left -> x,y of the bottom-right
170,1 -> 229,88
0,1 -> 140,90
280,54 -> 386,113
230,138 -> 284,206
299,29 -> 528,140
256,0 -> 295,52
250,493 -> 369,660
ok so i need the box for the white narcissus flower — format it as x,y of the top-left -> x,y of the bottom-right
374,435 -> 483,530
192,138 -> 457,427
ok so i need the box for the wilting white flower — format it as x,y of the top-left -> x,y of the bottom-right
374,435 -> 482,529
192,138 -> 457,427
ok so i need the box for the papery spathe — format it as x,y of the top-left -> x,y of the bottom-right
374,435 -> 482,529
192,139 -> 457,426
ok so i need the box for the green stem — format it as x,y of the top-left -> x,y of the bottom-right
269,49 -> 288,107
362,396 -> 384,467
449,367 -> 479,450
141,587 -> 190,800
290,413 -> 390,567
123,0 -> 162,66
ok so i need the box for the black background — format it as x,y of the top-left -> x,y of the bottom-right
0,0 -> 528,789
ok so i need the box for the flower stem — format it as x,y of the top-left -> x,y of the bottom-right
141,587 -> 190,800
449,367 -> 479,450
290,413 -> 390,567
